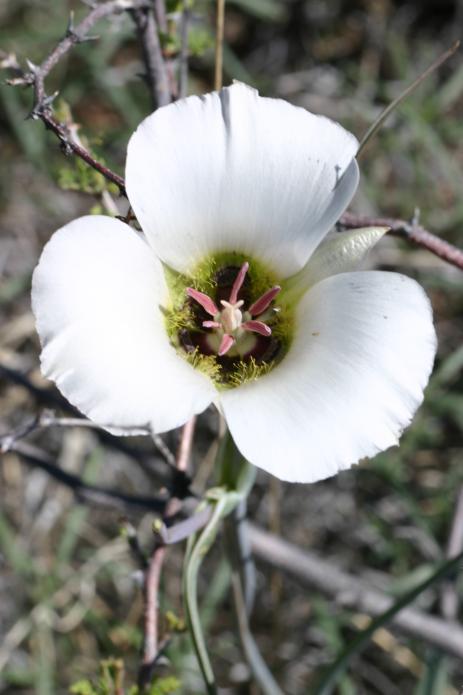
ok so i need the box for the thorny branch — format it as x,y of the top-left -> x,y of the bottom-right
339,211 -> 463,271
4,0 -> 154,195
138,416 -> 197,688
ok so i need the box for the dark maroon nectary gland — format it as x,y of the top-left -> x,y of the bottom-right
179,325 -> 278,364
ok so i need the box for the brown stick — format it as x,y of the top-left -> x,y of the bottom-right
441,485 -> 463,620
214,0 -> 226,91
154,0 -> 168,33
249,524 -> 463,659
3,440 -> 169,512
131,4 -> 171,108
29,1 -> 150,106
178,6 -> 190,99
138,417 -> 197,687
40,111 -> 126,193
339,211 -> 463,271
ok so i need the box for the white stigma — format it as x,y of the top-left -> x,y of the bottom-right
220,300 -> 244,333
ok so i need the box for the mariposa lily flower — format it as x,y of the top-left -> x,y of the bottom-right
32,83 -> 436,483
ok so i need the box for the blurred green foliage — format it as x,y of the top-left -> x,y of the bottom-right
70,659 -> 181,694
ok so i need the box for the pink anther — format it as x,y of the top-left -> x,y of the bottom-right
242,320 -> 272,337
186,288 -> 219,317
203,320 -> 221,329
248,286 -> 281,317
229,262 -> 249,304
218,334 -> 235,356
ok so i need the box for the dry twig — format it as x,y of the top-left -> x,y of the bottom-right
4,0 -> 153,195
0,363 -> 188,487
214,0 -> 226,91
2,440 -> 169,512
138,416 -> 197,687
357,41 -> 460,156
179,6 -> 190,99
339,212 -> 463,271
131,3 -> 171,108
249,524 -> 463,660
441,485 -> 463,620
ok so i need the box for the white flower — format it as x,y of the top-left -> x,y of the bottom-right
32,83 -> 437,483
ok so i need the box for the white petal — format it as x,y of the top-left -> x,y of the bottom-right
126,82 -> 359,278
221,271 -> 436,482
285,227 -> 388,298
32,216 -> 215,434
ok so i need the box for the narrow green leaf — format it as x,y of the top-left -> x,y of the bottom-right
312,550 -> 463,695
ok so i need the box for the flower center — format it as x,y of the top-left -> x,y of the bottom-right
185,262 -> 281,358
164,252 -> 293,389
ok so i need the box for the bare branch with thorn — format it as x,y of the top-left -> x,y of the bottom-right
339,212 -> 463,271
3,0 -> 153,195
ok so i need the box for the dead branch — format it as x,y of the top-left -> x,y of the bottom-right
441,485 -> 463,620
131,3 -> 171,109
249,524 -> 463,660
339,212 -> 463,271
2,440 -> 169,512
178,6 -> 190,99
4,0 -> 153,195
138,416 -> 197,688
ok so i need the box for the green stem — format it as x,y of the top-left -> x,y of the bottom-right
220,435 -> 283,693
216,427 -> 256,495
183,495 -> 229,694
225,501 -> 284,695
182,428 -> 256,693
230,570 -> 284,695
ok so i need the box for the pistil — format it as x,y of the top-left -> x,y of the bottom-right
186,262 -> 281,357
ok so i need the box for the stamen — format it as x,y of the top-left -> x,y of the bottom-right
218,334 -> 235,356
242,320 -> 272,337
248,285 -> 281,317
229,262 -> 249,304
181,261 -> 282,365
186,287 -> 219,316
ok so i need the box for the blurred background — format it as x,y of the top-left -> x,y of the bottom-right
1,0 -> 463,693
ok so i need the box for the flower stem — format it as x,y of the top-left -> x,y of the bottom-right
225,500 -> 284,695
183,495 -> 230,694
230,569 -> 284,695
215,427 -> 256,494
182,428 -> 256,693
